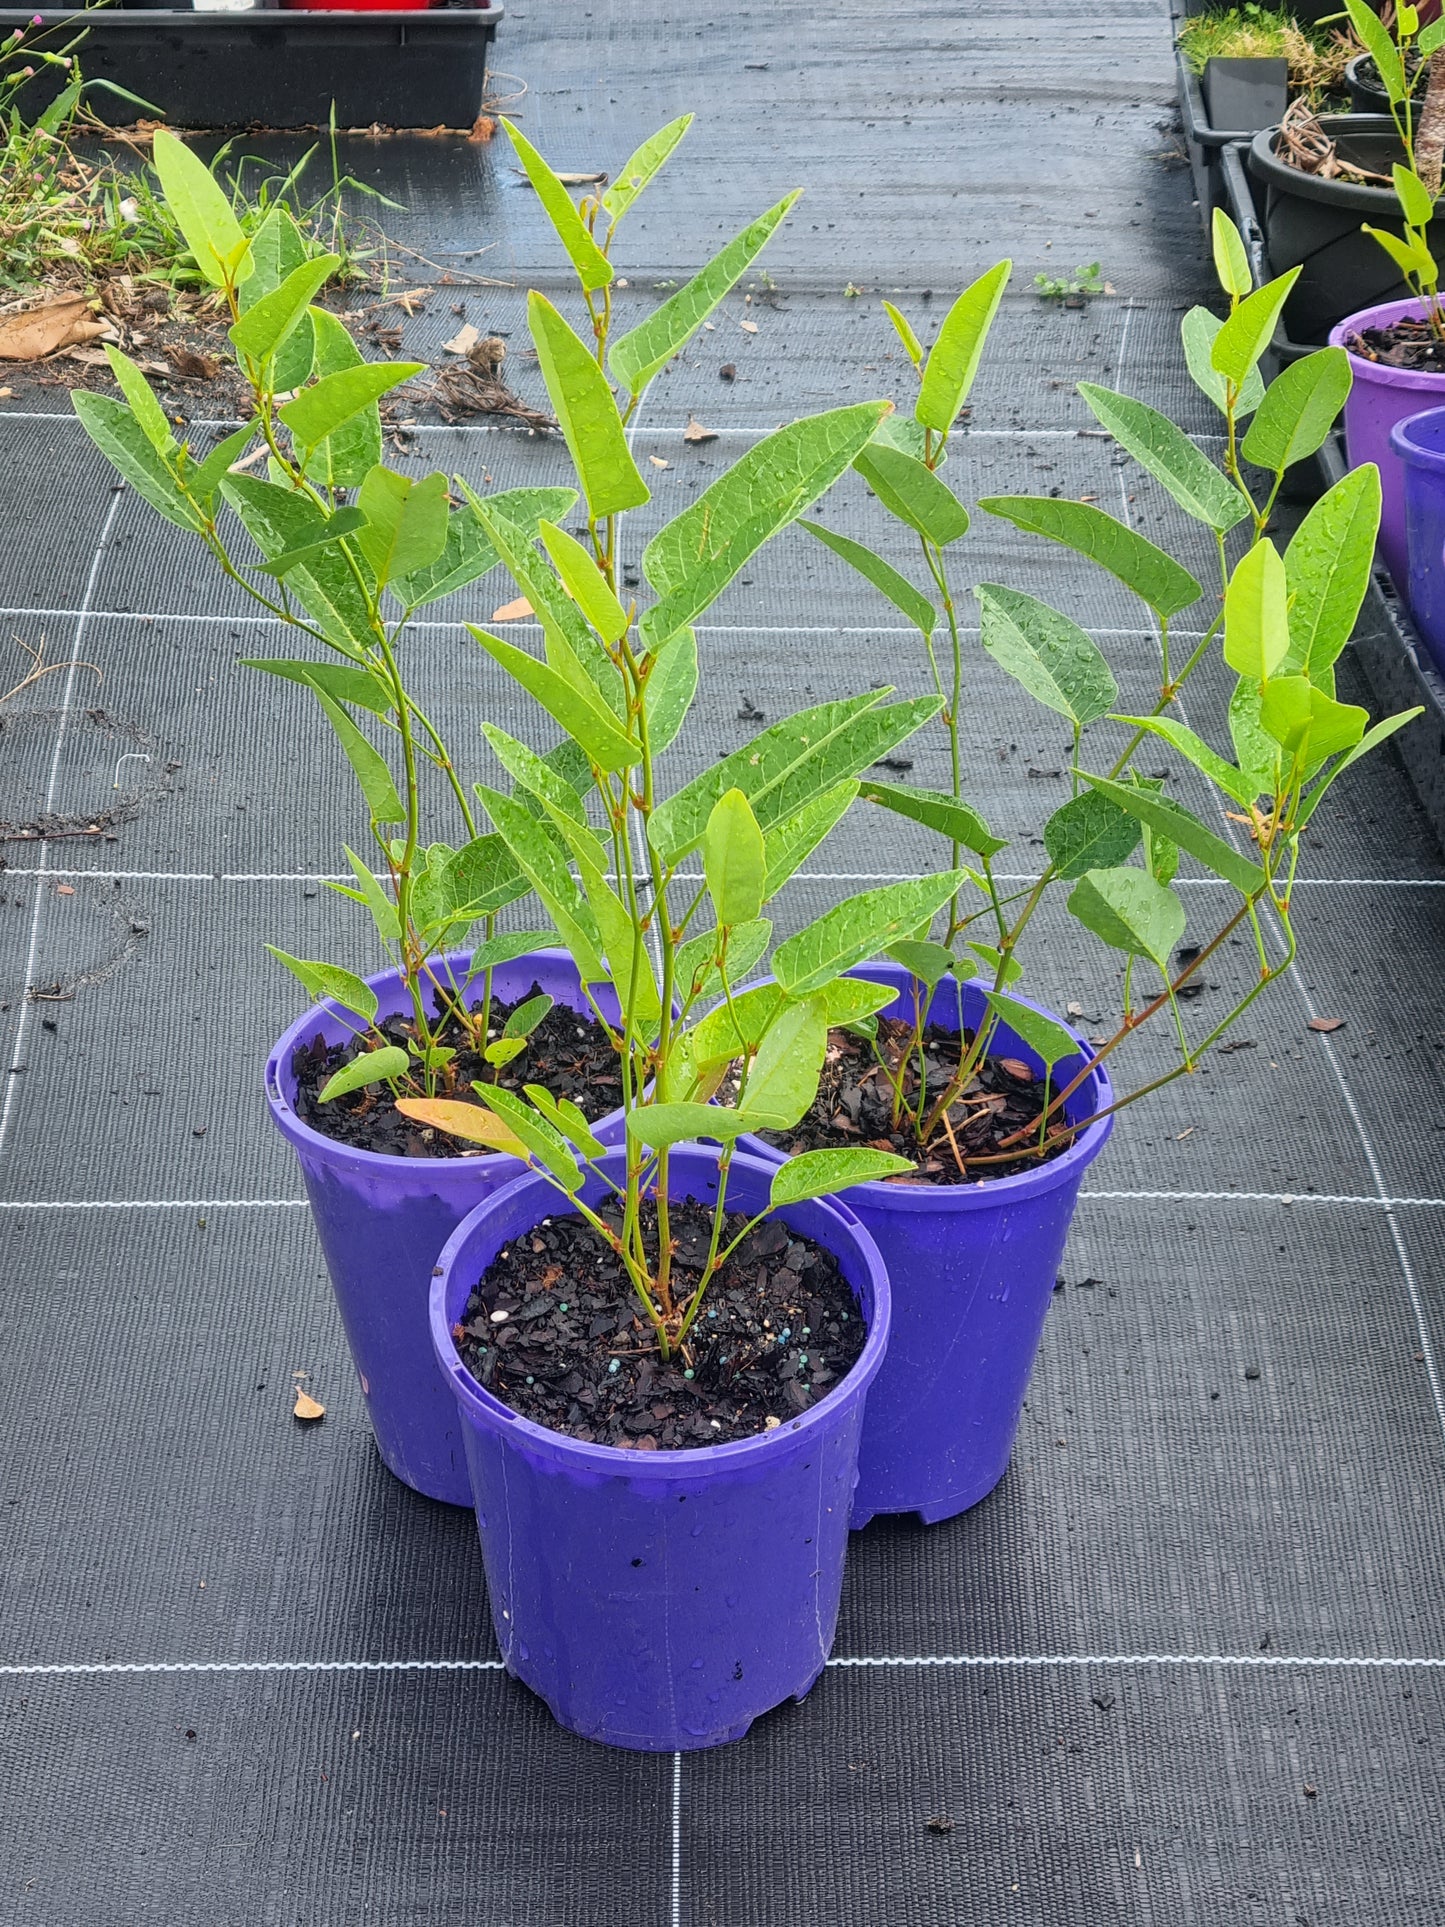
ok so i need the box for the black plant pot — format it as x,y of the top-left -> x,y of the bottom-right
1247,114 -> 1445,346
1344,51 -> 1419,117
1202,56 -> 1287,136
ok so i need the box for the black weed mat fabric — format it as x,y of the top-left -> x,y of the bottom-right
2,2 -> 1445,1922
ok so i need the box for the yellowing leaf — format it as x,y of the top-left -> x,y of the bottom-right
491,596 -> 534,621
293,1391 -> 326,1421
394,1097 -> 528,1154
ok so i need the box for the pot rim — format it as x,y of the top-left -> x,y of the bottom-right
265,944 -> 586,1181
1249,114 -> 1418,212
1329,296 -> 1445,389
429,1145 -> 891,1477
1390,402 -> 1445,465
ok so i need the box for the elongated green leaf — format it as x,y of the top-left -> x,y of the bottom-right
882,300 -> 924,367
280,362 -> 424,457
885,939 -> 956,990
501,119 -> 613,294
773,873 -> 964,998
1112,714 -> 1255,806
1283,464 -> 1381,681
1181,306 -> 1265,419
1229,678 -> 1280,798
771,1146 -> 914,1202
602,113 -> 692,221
539,519 -> 628,643
306,678 -> 403,822
265,946 -> 379,1023
302,309 -> 381,490
355,468 -> 449,587
394,507 -> 498,609
1212,208 -> 1252,301
101,343 -> 175,456
474,1081 -> 583,1190
1259,675 -> 1368,771
853,442 -> 971,545
858,778 -> 1006,858
629,1101 -> 777,1146
705,788 -> 767,927
482,724 -> 587,824
318,1044 -> 410,1104
689,981 -> 785,1065
1078,382 -> 1251,533
645,622 -> 698,753
237,207 -> 316,393
243,657 -> 390,714
982,990 -> 1077,1069
221,473 -> 373,657
528,292 -> 649,519
462,930 -> 556,974
818,977 -> 897,1026
976,583 -> 1119,726
1296,707 -> 1424,826
468,626 -> 637,771
979,499 -> 1202,618
1224,538 -> 1290,682
1241,348 -> 1353,476
739,997 -> 827,1127
1211,270 -> 1301,388
229,254 -> 338,367
763,780 -> 857,894
609,191 -> 800,394
1081,772 -> 1265,894
446,832 -> 531,922
570,837 -> 662,1032
916,260 -> 1012,435
1067,867 -> 1185,970
1042,789 -> 1142,878
151,128 -> 251,288
252,505 -> 368,579
1345,0 -> 1405,98
1360,221 -> 1436,281
674,918 -> 772,1007
522,1083 -> 608,1159
799,519 -> 936,635
72,393 -> 199,532
474,782 -> 606,983
186,423 -> 258,507
338,844 -> 401,943
1395,164 -> 1437,227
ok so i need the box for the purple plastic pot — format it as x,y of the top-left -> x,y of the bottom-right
266,949 -> 624,1507
429,1145 -> 890,1751
739,965 -> 1112,1527
1389,405 -> 1445,679
1330,297 -> 1445,589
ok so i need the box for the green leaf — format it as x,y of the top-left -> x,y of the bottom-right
773,873 -> 964,998
151,128 -> 251,288
688,982 -> 786,1065
1067,868 -> 1185,970
72,393 -> 199,532
463,930 -> 555,973
336,844 -> 402,943
1345,0 -> 1405,99
798,519 -> 936,636
705,788 -> 767,927
354,467 -> 449,588
539,519 -> 628,643
762,780 -> 858,894
502,991 -> 553,1040
916,260 -> 1012,435
1080,772 -> 1266,895
305,680 -> 403,823
771,1147 -> 914,1202
228,254 -> 338,368
1360,222 -> 1437,282
967,941 -> 1022,988
1077,382 -> 1251,532
482,723 -> 588,824
185,424 -> 258,508
858,778 -> 1006,858
975,583 -> 1120,725
1229,678 -> 1280,798
1181,306 -> 1265,419
1296,707 -> 1424,826
609,191 -> 800,394
280,363 -> 424,458
528,291 -> 649,519
318,1045 -> 411,1104
1212,208 -> 1252,301
473,1082 -> 582,1190
644,623 -> 698,754
629,1101 -> 777,1147
484,1037 -> 527,1068
242,657 -> 390,714
1283,464 -> 1381,681
852,442 -> 972,546
474,783 -> 606,984
445,833 -> 531,922
394,506 -> 498,609
101,343 -> 175,456
881,300 -> 924,367
252,505 -> 369,579
1111,714 -> 1255,806
1259,676 -> 1369,772
978,499 -> 1201,619
817,976 -> 897,1026
1396,162 -> 1436,229
982,990 -> 1077,1069
468,625 -> 638,772
739,997 -> 829,1127
1042,789 -> 1142,878
1224,538 -> 1290,682
675,917 -> 772,1007
500,118 -> 613,294
602,113 -> 693,221
302,310 -> 381,491
1240,348 -> 1353,475
264,946 -> 379,1023
1211,270 -> 1301,388
885,938 -> 956,991
238,206 -> 317,393
220,473 -> 373,657
523,1083 -> 608,1160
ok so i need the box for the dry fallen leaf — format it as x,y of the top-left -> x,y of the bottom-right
739,319 -> 759,334
164,344 -> 221,381
556,170 -> 607,185
491,597 -> 534,621
469,114 -> 497,142
442,323 -> 481,357
1307,1016 -> 1344,1033
0,386 -> 12,399
393,288 -> 430,316
683,416 -> 717,443
293,1390 -> 326,1421
0,296 -> 107,362
649,455 -> 671,469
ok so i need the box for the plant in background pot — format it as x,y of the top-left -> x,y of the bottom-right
1178,4 -> 1350,130
783,211 -> 1421,1526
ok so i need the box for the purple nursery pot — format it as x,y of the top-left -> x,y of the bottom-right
1389,405 -> 1445,678
1330,297 -> 1445,589
740,965 -> 1112,1527
266,949 -> 625,1507
429,1146 -> 890,1751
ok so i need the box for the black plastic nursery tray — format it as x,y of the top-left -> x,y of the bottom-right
5,4 -> 502,129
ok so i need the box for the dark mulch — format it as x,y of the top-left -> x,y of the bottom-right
452,1196 -> 867,1449
755,1016 -> 1076,1186
1345,318 -> 1445,375
291,980 -> 620,1158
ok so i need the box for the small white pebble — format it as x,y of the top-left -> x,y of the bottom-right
490,1309 -> 509,1324
764,1416 -> 781,1431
